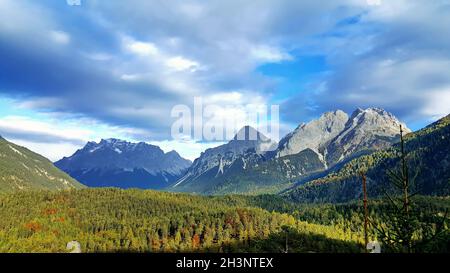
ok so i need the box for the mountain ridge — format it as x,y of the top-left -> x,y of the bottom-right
276,109 -> 349,161
55,139 -> 191,189
323,107 -> 411,165
172,107 -> 411,195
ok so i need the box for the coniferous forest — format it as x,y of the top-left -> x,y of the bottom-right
0,189 -> 448,253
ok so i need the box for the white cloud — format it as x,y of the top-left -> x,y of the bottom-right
166,56 -> 199,72
205,91 -> 244,104
2,0 -> 450,158
366,0 -> 382,6
50,30 -> 70,45
421,89 -> 450,121
0,116 -> 90,161
124,38 -> 159,56
0,114 -> 149,161
0,116 -> 91,143
250,45 -> 293,63
178,2 -> 205,18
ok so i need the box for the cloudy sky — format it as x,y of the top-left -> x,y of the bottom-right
1,0 -> 450,161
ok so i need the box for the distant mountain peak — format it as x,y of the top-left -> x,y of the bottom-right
55,139 -> 191,190
346,107 -> 410,132
350,107 -> 400,122
232,125 -> 270,142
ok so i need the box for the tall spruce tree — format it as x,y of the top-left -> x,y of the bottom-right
375,125 -> 449,253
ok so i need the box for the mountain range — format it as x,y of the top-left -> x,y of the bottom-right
172,107 -> 411,194
1,107 -> 448,201
54,139 -> 191,189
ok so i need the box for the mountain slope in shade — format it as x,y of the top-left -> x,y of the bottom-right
283,114 -> 450,203
181,148 -> 326,195
55,139 -> 191,189
0,136 -> 84,193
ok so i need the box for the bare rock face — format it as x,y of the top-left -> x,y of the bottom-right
276,110 -> 349,160
173,126 -> 275,188
324,108 -> 411,165
276,108 -> 410,167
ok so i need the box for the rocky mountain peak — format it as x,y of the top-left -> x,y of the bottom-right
344,107 -> 410,136
275,107 -> 410,167
232,126 -> 269,142
82,138 -> 164,156
173,126 -> 276,187
276,110 -> 349,158
349,107 -> 364,119
324,107 -> 411,165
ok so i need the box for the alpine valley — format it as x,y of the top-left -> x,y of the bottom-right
2,0 -> 450,255
0,108 -> 449,254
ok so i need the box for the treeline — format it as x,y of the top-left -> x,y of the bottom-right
0,189 -> 364,253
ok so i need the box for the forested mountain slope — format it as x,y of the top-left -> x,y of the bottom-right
0,137 -> 84,193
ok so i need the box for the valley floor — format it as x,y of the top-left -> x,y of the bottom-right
0,188 -> 448,253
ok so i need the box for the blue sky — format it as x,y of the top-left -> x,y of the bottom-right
1,0 -> 450,161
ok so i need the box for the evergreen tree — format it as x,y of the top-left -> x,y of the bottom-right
375,125 -> 449,252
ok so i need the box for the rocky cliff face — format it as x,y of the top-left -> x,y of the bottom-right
324,108 -> 411,165
276,108 -> 410,166
276,110 -> 349,160
172,126 -> 275,189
